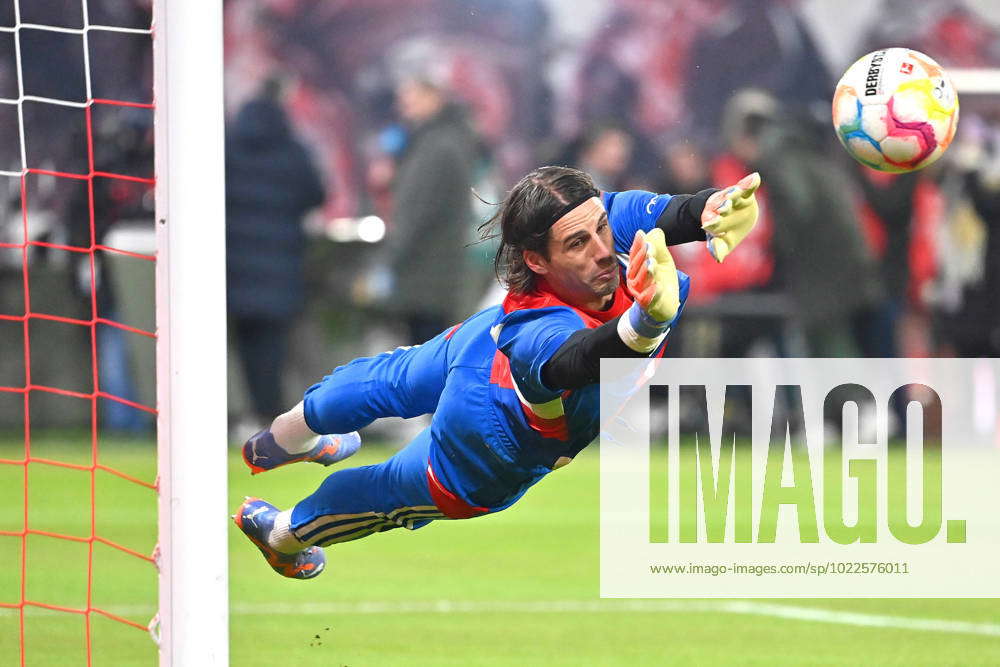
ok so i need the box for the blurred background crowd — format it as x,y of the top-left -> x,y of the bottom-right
2,0 -> 1000,433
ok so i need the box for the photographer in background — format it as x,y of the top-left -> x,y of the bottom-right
383,71 -> 478,343
937,113 -> 1000,356
727,89 -> 885,357
226,78 -> 326,431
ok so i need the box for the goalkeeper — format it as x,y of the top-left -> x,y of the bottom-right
234,166 -> 760,579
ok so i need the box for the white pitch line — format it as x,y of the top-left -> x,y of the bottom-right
229,600 -> 1000,638
2,600 -> 999,638
718,601 -> 1000,638
235,599 -> 1000,638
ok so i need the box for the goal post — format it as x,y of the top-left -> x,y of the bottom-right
153,0 -> 229,664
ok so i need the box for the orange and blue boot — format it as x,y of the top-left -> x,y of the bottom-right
233,497 -> 325,580
242,430 -> 361,475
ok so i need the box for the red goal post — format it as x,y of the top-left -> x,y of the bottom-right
153,0 -> 228,664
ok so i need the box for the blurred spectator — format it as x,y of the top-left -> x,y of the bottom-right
669,99 -> 782,358
937,114 -> 1000,356
569,1 -> 720,140
687,0 -> 832,153
226,1 -> 554,205
855,172 -> 920,307
852,169 -> 941,357
558,123 -> 635,191
659,139 -> 711,196
861,0 -> 1000,69
65,109 -> 154,432
381,72 -> 477,343
733,90 -> 885,357
226,80 -> 325,427
673,114 -> 777,308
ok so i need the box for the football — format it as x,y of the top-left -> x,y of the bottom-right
832,48 -> 959,172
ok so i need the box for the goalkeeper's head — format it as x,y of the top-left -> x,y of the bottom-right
482,166 -> 617,309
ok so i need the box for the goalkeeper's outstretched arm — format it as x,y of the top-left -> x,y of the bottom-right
542,228 -> 678,391
653,172 -> 761,262
539,175 -> 763,392
655,188 -> 717,244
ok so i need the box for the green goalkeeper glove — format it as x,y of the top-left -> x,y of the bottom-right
626,227 -> 679,323
701,172 -> 761,263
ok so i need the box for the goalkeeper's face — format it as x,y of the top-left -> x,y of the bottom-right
523,197 -> 620,311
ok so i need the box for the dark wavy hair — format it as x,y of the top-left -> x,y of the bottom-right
478,166 -> 599,293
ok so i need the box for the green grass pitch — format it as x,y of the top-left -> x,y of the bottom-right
0,434 -> 997,665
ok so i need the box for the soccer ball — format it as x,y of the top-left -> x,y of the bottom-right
832,48 -> 959,173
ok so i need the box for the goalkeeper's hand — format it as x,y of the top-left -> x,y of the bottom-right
701,172 -> 761,263
626,227 -> 679,323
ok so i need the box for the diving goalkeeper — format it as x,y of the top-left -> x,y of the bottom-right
234,165 -> 760,579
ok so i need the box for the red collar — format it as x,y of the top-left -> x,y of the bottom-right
502,273 -> 633,328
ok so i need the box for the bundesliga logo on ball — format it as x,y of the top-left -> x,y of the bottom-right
832,48 -> 959,173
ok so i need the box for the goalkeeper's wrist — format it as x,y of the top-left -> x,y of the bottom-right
617,302 -> 670,353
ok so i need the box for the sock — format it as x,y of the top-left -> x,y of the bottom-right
267,510 -> 306,554
270,402 -> 318,455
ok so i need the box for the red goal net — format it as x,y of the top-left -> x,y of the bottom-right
0,4 -> 158,665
